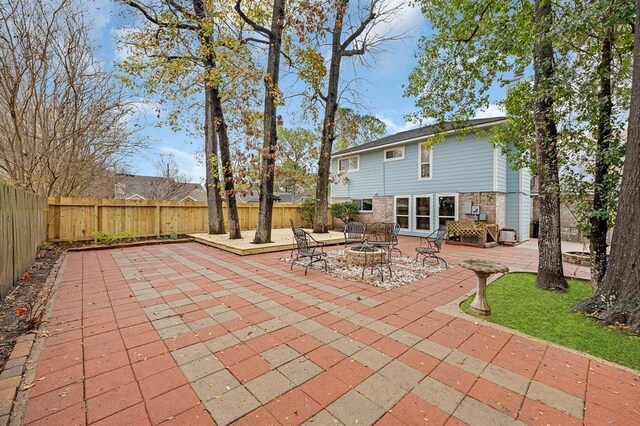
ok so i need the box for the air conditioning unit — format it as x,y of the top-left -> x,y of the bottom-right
499,228 -> 517,245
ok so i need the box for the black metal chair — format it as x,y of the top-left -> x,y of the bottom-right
390,222 -> 403,257
415,226 -> 448,267
291,227 -> 328,275
365,222 -> 394,261
343,221 -> 365,248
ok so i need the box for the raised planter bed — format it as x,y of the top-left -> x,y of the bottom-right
563,251 -> 590,266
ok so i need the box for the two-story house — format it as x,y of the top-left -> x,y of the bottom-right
330,117 -> 530,242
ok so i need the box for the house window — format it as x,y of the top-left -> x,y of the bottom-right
338,156 -> 359,172
437,195 -> 457,228
419,143 -> 432,179
353,198 -> 373,212
384,146 -> 405,162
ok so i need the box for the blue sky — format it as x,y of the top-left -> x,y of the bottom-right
88,0 -> 505,183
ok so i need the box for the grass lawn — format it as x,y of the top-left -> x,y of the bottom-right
460,272 -> 640,371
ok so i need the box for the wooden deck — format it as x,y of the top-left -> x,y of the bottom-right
188,228 -> 345,255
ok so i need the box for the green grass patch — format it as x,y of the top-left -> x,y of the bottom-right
461,272 -> 640,371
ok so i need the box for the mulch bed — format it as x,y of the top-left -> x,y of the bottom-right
0,245 -> 62,371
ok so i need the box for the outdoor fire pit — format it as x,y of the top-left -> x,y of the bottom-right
460,258 -> 509,316
344,244 -> 388,267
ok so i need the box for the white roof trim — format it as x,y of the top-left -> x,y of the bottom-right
126,194 -> 146,200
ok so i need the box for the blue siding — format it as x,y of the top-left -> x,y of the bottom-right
496,152 -> 507,193
332,133 -> 497,197
505,159 -> 530,242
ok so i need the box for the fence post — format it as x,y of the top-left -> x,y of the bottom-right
155,205 -> 161,237
93,204 -> 99,236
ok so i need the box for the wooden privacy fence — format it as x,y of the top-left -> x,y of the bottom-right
0,184 -> 48,298
47,197 -> 328,241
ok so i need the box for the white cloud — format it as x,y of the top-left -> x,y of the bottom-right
158,146 -> 205,183
84,0 -> 115,43
376,114 -> 420,135
473,104 -> 505,119
111,27 -> 138,62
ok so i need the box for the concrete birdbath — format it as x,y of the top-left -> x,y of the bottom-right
460,259 -> 509,316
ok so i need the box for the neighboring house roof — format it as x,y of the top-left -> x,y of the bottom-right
236,192 -> 311,204
114,174 -> 206,201
333,116 -> 507,157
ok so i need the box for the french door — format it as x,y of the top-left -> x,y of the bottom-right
413,195 -> 432,233
436,194 -> 458,229
394,196 -> 410,230
394,195 -> 432,233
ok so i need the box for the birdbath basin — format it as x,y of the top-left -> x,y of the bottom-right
460,259 -> 509,316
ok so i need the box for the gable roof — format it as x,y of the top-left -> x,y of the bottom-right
114,174 -> 206,201
333,116 -> 506,157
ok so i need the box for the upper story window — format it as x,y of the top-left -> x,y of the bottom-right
353,198 -> 373,212
419,143 -> 433,179
384,146 -> 405,162
338,156 -> 359,172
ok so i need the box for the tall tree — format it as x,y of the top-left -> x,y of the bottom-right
333,108 -> 387,151
406,0 -> 570,290
276,127 -> 320,198
0,0 -> 141,196
531,0 -> 567,290
575,0 -> 640,333
120,0 -> 252,238
311,0 -> 402,233
236,0 -> 286,243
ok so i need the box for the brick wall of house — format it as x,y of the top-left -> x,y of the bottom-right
458,192 -> 506,229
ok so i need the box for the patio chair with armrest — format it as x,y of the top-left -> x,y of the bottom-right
343,221 -> 365,248
365,222 -> 394,260
390,222 -> 402,257
291,227 -> 328,275
415,226 -> 448,267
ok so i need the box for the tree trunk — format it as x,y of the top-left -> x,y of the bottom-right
253,0 -> 285,244
313,1 -> 348,233
204,85 -> 225,234
589,26 -> 614,290
533,0 -> 567,291
193,0 -> 236,237
212,89 -> 242,239
575,1 -> 640,333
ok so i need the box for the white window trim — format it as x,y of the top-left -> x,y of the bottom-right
394,195 -> 412,230
383,146 -> 405,162
126,194 -> 146,200
436,193 -> 458,228
352,197 -> 373,213
338,155 -> 360,172
418,143 -> 433,180
412,194 -> 432,233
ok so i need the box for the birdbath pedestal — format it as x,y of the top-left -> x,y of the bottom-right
460,259 -> 509,316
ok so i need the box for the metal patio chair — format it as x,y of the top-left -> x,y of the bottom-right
291,227 -> 328,275
389,222 -> 403,257
343,221 -> 365,248
415,226 -> 448,267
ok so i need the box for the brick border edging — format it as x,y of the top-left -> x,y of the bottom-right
67,238 -> 193,252
436,269 -> 640,376
6,253 -> 68,426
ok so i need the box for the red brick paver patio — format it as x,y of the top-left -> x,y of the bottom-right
14,239 -> 639,425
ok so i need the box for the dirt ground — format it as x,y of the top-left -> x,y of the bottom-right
0,245 -> 62,370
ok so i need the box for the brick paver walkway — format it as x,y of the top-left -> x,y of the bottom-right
15,240 -> 639,425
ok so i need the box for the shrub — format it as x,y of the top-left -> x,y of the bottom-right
91,231 -> 139,245
331,201 -> 359,225
297,198 -> 316,227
